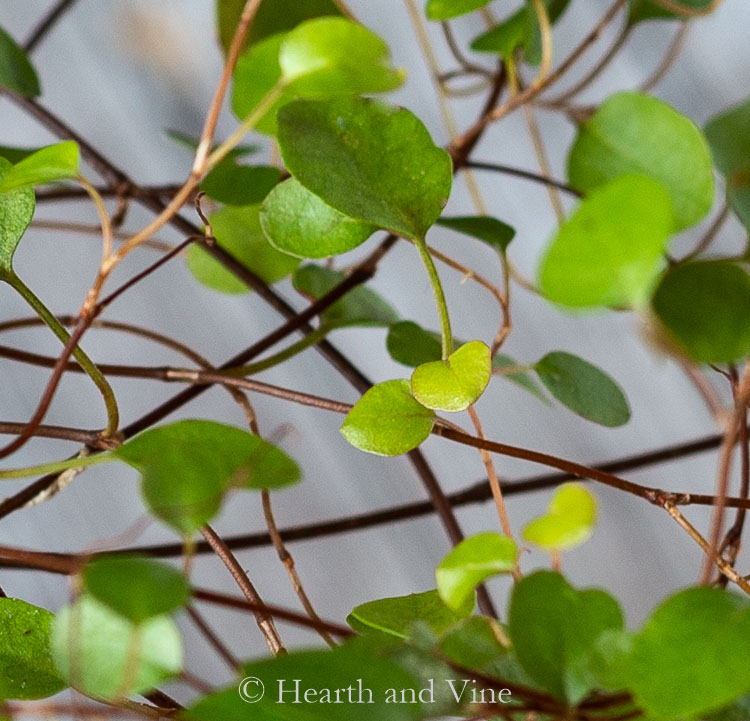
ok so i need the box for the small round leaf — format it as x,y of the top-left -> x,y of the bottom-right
522,483 -> 597,551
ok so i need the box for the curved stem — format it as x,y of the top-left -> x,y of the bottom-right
414,236 -> 453,359
1,271 -> 119,435
0,451 -> 110,480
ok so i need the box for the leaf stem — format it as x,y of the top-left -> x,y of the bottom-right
0,451 -> 110,481
414,236 -> 453,359
0,270 -> 119,435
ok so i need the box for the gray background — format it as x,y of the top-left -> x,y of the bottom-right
0,0 -> 748,695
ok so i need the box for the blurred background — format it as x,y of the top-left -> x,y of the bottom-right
0,0 -> 748,695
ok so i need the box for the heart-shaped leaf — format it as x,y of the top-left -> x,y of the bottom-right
0,141 -> 80,193
116,420 -> 300,534
568,92 -> 714,230
539,175 -> 674,308
436,533 -> 517,612
523,483 -> 597,551
652,261 -> 750,363
82,555 -> 190,623
261,178 -> 377,258
200,161 -> 280,206
705,99 -> 750,233
341,379 -> 435,456
0,26 -> 40,97
51,595 -> 182,701
231,18 -> 404,136
411,340 -> 491,412
628,588 -> 750,720
347,590 -> 470,640
426,0 -> 493,20
509,571 -> 623,702
187,204 -> 300,294
436,215 -> 515,254
0,598 -> 66,700
534,351 -> 631,427
277,96 -> 452,240
293,264 -> 399,329
0,157 -> 35,272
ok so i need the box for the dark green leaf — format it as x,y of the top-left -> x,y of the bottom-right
508,571 -> 623,702
426,0 -> 493,21
439,616 -> 510,674
705,99 -> 750,233
116,420 -> 300,534
51,595 -> 182,701
0,598 -> 66,700
539,175 -> 674,308
568,92 -> 714,230
200,162 -> 280,206
0,26 -> 40,97
347,590 -> 469,639
261,178 -> 377,258
534,351 -> 630,427
165,129 -> 259,159
629,0 -> 713,24
492,354 -> 550,403
82,556 -> 190,623
652,261 -> 750,363
277,96 -> 452,240
185,637 -> 424,721
436,533 -> 517,612
0,145 -> 38,164
293,264 -> 399,328
628,588 -> 750,720
0,157 -> 35,272
187,204 -> 299,294
217,0 -> 344,54
387,321 -> 443,367
522,483 -> 597,550
436,215 -> 515,254
411,340 -> 491,412
0,141 -> 80,193
341,379 -> 435,456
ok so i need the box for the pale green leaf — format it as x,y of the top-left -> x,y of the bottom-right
522,483 -> 597,551
411,340 -> 491,412
0,141 -> 80,193
0,157 -> 35,272
426,0 -> 493,21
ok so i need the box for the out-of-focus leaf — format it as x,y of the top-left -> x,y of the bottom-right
436,215 -> 515,254
200,161 -> 280,206
0,26 -> 40,97
522,483 -> 597,551
387,321 -> 443,367
0,142 -> 79,193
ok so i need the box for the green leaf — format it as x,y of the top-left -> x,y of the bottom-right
508,571 -> 623,702
492,354 -> 550,404
436,533 -> 517,612
387,321 -> 443,367
341,379 -> 435,456
522,483 -> 597,551
0,26 -> 40,97
217,0 -> 344,54
534,351 -> 631,427
82,555 -> 190,623
438,616 -> 510,674
165,129 -> 259,159
0,141 -> 80,193
0,145 -> 39,164
568,92 -> 714,230
629,0 -> 714,24
0,598 -> 66,700
426,0 -> 493,21
651,261 -> 750,363
231,19 -> 404,136
200,161 -> 280,206
293,264 -> 399,328
277,96 -> 452,240
261,178 -> 377,258
186,204 -> 299,294
116,420 -> 300,534
411,340 -> 491,412
705,99 -> 750,233
51,595 -> 182,701
628,587 -> 750,720
436,215 -> 515,254
470,0 -> 571,65
347,590 -> 470,639
539,175 -> 674,308
0,157 -> 35,272
185,637 -> 423,721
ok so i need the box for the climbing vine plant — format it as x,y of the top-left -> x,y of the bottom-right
0,0 -> 747,719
